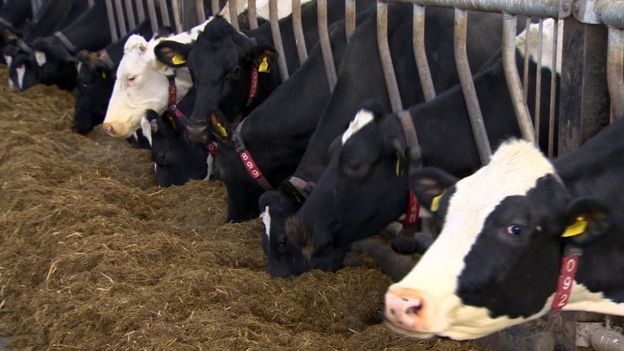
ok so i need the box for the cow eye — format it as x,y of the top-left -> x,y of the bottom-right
226,66 -> 240,80
506,225 -> 524,236
277,237 -> 288,253
127,75 -> 137,83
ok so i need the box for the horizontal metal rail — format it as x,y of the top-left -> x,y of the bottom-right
382,0 -> 570,18
595,0 -> 624,29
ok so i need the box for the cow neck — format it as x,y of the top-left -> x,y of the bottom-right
551,245 -> 582,311
54,31 -> 77,54
232,119 -> 273,190
397,110 -> 422,236
166,74 -> 217,159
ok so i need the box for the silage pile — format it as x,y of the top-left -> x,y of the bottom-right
0,68 -> 479,350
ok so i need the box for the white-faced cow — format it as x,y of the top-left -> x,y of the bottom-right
384,116 -> 624,339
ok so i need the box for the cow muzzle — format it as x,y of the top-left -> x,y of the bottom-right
384,287 -> 439,338
102,121 -> 129,138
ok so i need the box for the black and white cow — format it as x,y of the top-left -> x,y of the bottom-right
153,0 -> 374,145
4,0 -> 89,91
197,10 -> 365,222
384,113 -> 624,339
27,0 -> 111,90
259,6 -> 518,277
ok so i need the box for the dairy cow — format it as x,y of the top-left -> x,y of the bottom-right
102,0 -> 297,139
384,115 -> 624,339
259,7 -> 518,277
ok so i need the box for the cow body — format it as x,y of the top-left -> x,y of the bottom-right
384,115 -> 624,339
260,6 -> 518,277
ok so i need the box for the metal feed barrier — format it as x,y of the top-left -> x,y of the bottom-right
102,1 -> 624,348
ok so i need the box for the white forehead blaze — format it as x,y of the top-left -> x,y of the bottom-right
390,140 -> 557,338
260,206 -> 271,241
34,50 -> 47,66
341,109 -> 374,144
4,55 -> 12,68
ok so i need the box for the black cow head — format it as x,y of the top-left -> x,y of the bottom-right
154,17 -> 278,145
73,50 -> 116,133
384,140 -> 614,339
142,109 -> 210,187
31,36 -> 77,90
272,104 -> 411,276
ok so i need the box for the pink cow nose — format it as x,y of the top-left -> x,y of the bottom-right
384,287 -> 431,332
102,122 -> 121,137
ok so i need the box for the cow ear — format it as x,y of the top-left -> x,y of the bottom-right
411,167 -> 458,213
154,40 -> 192,68
562,198 -> 612,247
209,113 -> 230,141
243,45 -> 277,72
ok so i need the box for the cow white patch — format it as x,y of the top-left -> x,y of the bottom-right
515,19 -> 563,74
139,115 -> 153,147
565,282 -> 624,316
341,109 -> 374,144
389,140 -> 558,338
260,206 -> 271,241
4,55 -> 12,68
34,50 -> 47,66
16,65 -> 26,90
76,62 -> 82,74
205,156 -> 214,181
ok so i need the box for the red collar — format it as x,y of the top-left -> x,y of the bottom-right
232,121 -> 273,190
246,68 -> 259,107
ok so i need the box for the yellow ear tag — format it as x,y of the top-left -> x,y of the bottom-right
562,216 -> 588,237
214,122 -> 228,138
430,194 -> 443,212
172,53 -> 186,65
258,56 -> 269,73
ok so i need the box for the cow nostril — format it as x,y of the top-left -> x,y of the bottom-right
405,300 -> 422,316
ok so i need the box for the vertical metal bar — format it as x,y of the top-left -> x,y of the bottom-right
413,4 -> 436,102
345,0 -> 356,42
292,0 -> 308,64
88,0 -> 95,8
171,0 -> 183,33
319,0 -> 337,90
248,0 -> 259,29
135,0 -> 145,23
455,9 -> 491,163
115,0 -> 128,37
548,19 -> 560,157
534,18 -> 544,142
147,0 -> 159,34
377,2 -> 402,113
159,0 -> 171,27
523,17 -> 531,100
212,0 -> 220,16
229,0 -> 239,31
125,0 -> 137,30
607,26 -> 624,121
30,0 -> 38,17
196,0 -> 206,23
270,0 -> 289,81
502,13 -> 536,144
105,0 -> 120,41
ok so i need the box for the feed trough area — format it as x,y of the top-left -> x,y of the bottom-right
0,68 -> 478,350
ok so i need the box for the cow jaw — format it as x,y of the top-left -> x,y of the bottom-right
386,140 -> 558,339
